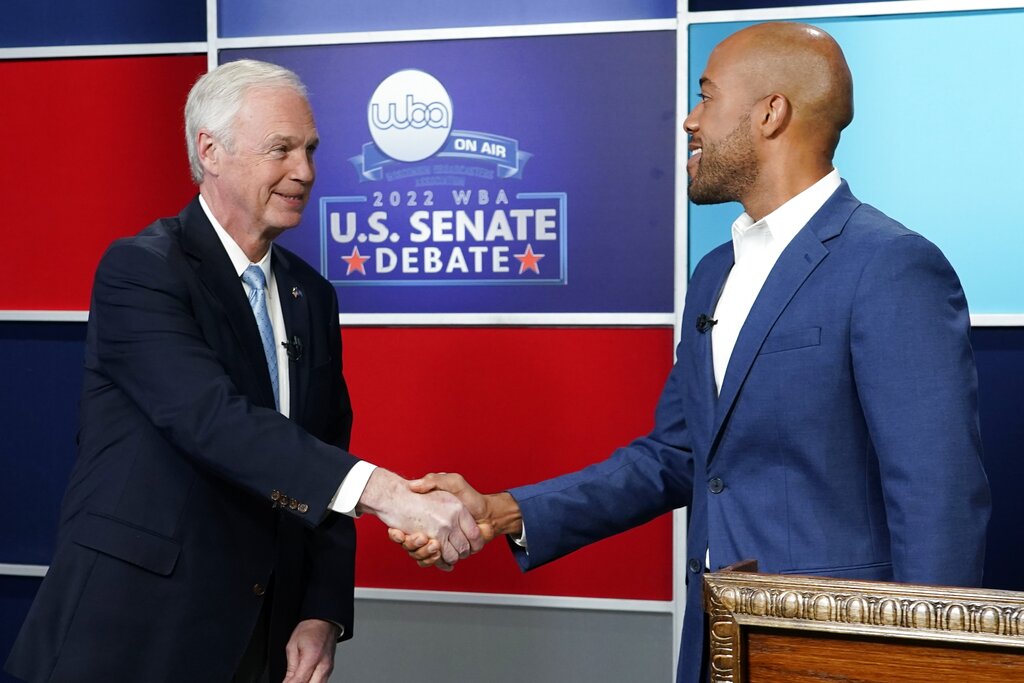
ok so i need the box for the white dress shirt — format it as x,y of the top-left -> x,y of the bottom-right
199,196 -> 375,518
711,169 -> 841,393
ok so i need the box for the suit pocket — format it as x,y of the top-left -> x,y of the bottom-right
73,512 -> 181,576
760,326 -> 821,355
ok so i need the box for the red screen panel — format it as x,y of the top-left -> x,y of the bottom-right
345,326 -> 677,601
1,55 -> 206,310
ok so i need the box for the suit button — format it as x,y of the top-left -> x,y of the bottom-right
270,490 -> 281,501
253,583 -> 266,596
708,477 -> 724,494
289,499 -> 298,510
688,559 -> 701,573
297,503 -> 309,514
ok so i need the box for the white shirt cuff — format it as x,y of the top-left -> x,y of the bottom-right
329,461 -> 377,517
512,521 -> 528,551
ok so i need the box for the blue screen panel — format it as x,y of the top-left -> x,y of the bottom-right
219,0 -> 674,38
0,0 -> 205,48
688,12 -> 1024,315
0,323 -> 84,565
226,31 -> 676,314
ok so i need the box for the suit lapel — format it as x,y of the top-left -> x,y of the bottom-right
272,248 -> 312,424
178,198 -> 277,409
692,247 -> 733,450
708,182 -> 860,460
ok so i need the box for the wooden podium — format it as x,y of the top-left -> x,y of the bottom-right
703,561 -> 1024,682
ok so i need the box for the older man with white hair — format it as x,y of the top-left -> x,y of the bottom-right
6,59 -> 482,683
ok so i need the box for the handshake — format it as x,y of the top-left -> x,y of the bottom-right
356,468 -> 519,571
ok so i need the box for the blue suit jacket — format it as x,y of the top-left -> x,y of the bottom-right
7,198 -> 359,682
507,182 -> 990,683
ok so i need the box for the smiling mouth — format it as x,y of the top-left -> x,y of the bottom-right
686,147 -> 703,181
687,147 -> 702,174
275,192 -> 306,203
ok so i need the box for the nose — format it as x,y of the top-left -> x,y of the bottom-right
683,103 -> 701,135
292,150 -> 315,184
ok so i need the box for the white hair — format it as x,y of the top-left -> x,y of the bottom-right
184,59 -> 308,184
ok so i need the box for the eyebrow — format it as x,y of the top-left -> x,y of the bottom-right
698,77 -> 717,92
264,133 -> 319,149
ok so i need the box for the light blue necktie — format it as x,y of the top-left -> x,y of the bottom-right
241,264 -> 280,410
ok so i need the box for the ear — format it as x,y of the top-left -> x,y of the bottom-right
196,130 -> 220,177
756,93 -> 790,139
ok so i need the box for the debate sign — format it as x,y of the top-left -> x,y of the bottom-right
324,68 -> 567,287
228,31 -> 675,313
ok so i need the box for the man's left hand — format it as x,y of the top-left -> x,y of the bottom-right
283,618 -> 339,683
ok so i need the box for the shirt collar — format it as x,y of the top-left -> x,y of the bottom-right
198,195 -> 273,282
730,168 -> 841,263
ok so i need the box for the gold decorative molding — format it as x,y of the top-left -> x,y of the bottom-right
704,570 -> 1024,683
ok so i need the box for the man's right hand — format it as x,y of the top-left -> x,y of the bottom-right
355,469 -> 484,566
386,472 -> 522,569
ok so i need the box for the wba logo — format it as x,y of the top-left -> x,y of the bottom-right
371,95 -> 450,130
368,70 -> 453,163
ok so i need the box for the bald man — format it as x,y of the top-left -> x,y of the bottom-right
393,22 -> 990,683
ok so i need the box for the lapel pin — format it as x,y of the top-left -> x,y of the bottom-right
291,286 -> 302,299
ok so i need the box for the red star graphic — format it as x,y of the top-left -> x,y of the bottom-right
513,243 -> 545,275
341,246 -> 370,275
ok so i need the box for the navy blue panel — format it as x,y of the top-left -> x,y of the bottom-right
1,0 -> 205,48
690,0 -> 890,9
1,323 -> 85,565
972,327 -> 1024,592
0,577 -> 41,683
219,0 -> 673,38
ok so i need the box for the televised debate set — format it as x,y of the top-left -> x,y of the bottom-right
4,1 -> 1024,682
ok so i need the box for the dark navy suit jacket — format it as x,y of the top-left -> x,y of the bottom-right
7,197 -> 359,682
507,182 -> 991,683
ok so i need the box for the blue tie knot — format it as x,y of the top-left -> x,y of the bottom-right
242,264 -> 267,291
